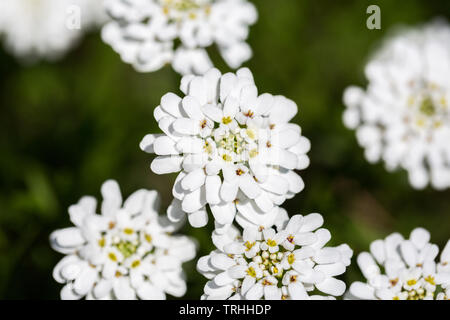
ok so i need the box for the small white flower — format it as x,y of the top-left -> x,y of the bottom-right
0,0 -> 107,61
102,0 -> 257,75
140,68 -> 311,231
348,227 -> 450,300
197,213 -> 353,300
50,179 -> 197,300
343,20 -> 450,190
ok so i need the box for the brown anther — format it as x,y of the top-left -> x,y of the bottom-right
390,278 -> 399,286
244,110 -> 255,118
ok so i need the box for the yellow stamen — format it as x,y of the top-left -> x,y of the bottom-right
222,116 -> 232,124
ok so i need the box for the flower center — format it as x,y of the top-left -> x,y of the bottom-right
419,96 -> 436,117
390,275 -> 439,300
114,240 -> 139,259
406,82 -> 448,131
161,0 -> 211,19
218,131 -> 246,155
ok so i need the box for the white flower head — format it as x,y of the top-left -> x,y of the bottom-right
140,68 -> 311,231
197,213 -> 353,300
50,179 -> 197,300
102,0 -> 257,75
343,20 -> 450,190
348,227 -> 450,300
0,0 -> 107,61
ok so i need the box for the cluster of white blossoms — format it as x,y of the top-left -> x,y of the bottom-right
102,0 -> 257,75
50,180 -> 197,300
348,228 -> 450,300
0,0 -> 107,61
343,21 -> 450,190
197,213 -> 353,300
140,68 -> 311,231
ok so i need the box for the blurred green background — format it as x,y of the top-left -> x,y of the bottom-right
0,0 -> 449,299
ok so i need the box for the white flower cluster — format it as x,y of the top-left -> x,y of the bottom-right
102,0 -> 257,75
343,21 -> 450,190
197,213 -> 353,300
348,228 -> 450,300
50,180 -> 197,300
140,68 -> 310,231
0,0 -> 106,61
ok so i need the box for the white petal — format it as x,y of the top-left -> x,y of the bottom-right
314,262 -> 346,277
160,92 -> 183,118
293,232 -> 317,246
53,255 -> 80,284
211,253 -> 236,270
202,105 -> 223,123
123,189 -> 147,215
245,282 -> 264,300
349,282 -> 375,300
100,180 -> 122,216
214,271 -> 235,286
288,282 -> 309,300
187,208 -> 208,228
137,283 -> 166,300
220,180 -> 239,202
182,187 -> 206,213
73,267 -> 97,296
238,175 -> 261,199
223,96 -> 239,118
254,193 -> 274,212
113,277 -> 136,300
259,175 -> 289,195
400,240 -> 417,267
410,228 -> 430,250
60,283 -> 83,300
269,96 -> 297,123
172,172 -> 187,200
315,278 -> 346,296
173,118 -> 200,135
153,136 -> 179,155
240,85 -> 258,109
93,279 -> 113,299
299,213 -> 324,232
151,156 -> 183,174
264,285 -> 281,300
314,248 -> 341,264
139,134 -> 160,153
182,96 -> 203,120
167,199 -> 185,222
210,202 -> 235,225
205,175 -> 221,205
241,276 -> 256,295
369,239 -> 385,265
50,228 -> 85,254
181,168 -> 206,192
357,252 -> 380,279
441,240 -> 450,263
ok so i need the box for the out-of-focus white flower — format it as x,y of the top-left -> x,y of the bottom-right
102,0 -> 257,75
343,21 -> 450,190
140,68 -> 310,231
50,180 -> 197,300
197,213 -> 353,300
348,227 -> 450,300
0,0 -> 107,61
